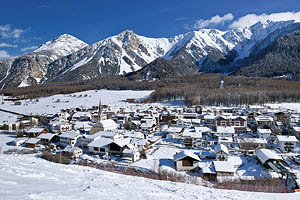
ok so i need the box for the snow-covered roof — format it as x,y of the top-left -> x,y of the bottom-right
201,166 -> 216,174
166,127 -> 183,133
59,131 -> 80,139
25,138 -> 41,144
218,137 -> 233,144
182,130 -> 202,138
123,149 -> 138,155
213,161 -> 235,173
26,128 -> 46,133
292,127 -> 300,132
204,115 -> 216,120
194,127 -> 211,133
63,146 -> 82,153
37,133 -> 57,140
173,150 -> 200,162
113,138 -> 132,147
87,138 -> 112,147
276,135 -> 298,142
242,137 -> 267,144
257,129 -> 272,134
216,126 -> 235,134
255,116 -> 274,122
256,149 -> 282,164
214,144 -> 229,154
99,119 -> 117,128
72,112 -> 91,118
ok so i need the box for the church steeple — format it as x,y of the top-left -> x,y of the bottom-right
98,98 -> 103,121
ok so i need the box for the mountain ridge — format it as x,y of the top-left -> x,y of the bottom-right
0,20 -> 300,88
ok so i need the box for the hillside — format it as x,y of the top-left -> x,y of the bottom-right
0,152 -> 298,200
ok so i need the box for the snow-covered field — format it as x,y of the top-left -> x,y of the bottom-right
0,89 -> 153,124
0,153 -> 299,200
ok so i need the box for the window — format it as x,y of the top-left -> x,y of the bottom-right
94,147 -> 99,151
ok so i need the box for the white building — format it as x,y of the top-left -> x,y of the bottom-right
87,138 -> 113,155
173,150 -> 200,171
214,144 -> 229,161
257,129 -> 272,141
216,126 -> 235,138
59,131 -> 81,147
276,135 -> 298,152
90,119 -> 118,134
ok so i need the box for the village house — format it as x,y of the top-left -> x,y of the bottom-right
213,161 -> 235,177
276,135 -> 298,152
87,137 -> 112,155
37,133 -> 58,145
173,150 -> 200,171
203,114 -> 216,128
292,127 -> 300,138
25,138 -> 41,148
216,126 -> 235,138
166,127 -> 183,139
25,127 -> 48,138
97,131 -> 124,141
182,129 -> 202,148
257,129 -> 272,141
108,137 -> 132,156
160,112 -> 177,124
218,137 -> 233,150
179,112 -> 198,119
122,149 -> 140,162
49,121 -> 72,133
61,146 -> 83,159
59,131 -> 81,147
215,116 -> 247,132
214,144 -> 229,161
71,112 -> 92,122
176,118 -> 201,128
11,138 -> 27,146
90,119 -> 118,134
0,121 -> 20,132
255,116 -> 274,129
238,137 -> 267,151
131,138 -> 150,152
78,133 -> 102,149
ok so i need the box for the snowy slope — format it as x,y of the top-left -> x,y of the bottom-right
0,154 -> 298,200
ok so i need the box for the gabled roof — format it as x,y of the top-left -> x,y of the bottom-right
112,138 -> 132,147
173,150 -> 200,162
216,126 -> 235,134
214,144 -> 229,154
87,138 -> 113,148
37,133 -> 57,140
98,119 -> 117,128
59,131 -> 80,139
25,138 -> 41,144
26,128 -> 46,133
257,129 -> 272,134
213,161 -> 235,173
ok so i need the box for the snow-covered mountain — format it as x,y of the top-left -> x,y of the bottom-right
34,33 -> 88,61
0,20 -> 299,88
0,34 -> 88,88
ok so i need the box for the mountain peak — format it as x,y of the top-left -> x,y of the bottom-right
34,33 -> 88,60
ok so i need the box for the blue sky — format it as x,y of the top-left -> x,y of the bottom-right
1,0 -> 300,59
